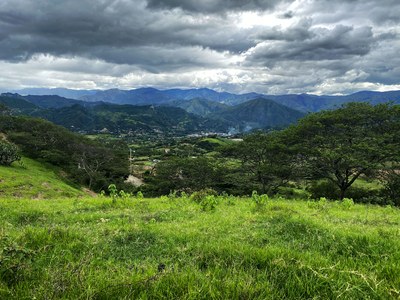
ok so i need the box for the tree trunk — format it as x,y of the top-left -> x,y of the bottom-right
339,186 -> 346,200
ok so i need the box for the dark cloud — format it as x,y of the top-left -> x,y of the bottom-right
257,18 -> 314,41
0,0 -> 257,66
146,0 -> 285,13
248,25 -> 374,64
0,0 -> 398,94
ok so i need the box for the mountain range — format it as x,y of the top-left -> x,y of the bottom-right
12,87 -> 400,112
2,87 -> 400,134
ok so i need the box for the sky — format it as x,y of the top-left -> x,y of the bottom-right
0,0 -> 399,95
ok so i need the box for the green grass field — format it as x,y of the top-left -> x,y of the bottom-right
0,195 -> 399,299
0,158 -> 83,199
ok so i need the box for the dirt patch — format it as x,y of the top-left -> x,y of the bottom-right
125,175 -> 144,187
82,188 -> 97,197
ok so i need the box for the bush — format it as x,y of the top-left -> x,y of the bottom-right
251,191 -> 269,211
307,180 -> 378,203
380,171 -> 400,207
190,188 -> 218,204
0,140 -> 21,166
307,180 -> 339,200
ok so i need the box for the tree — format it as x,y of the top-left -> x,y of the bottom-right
146,156 -> 220,195
287,103 -> 400,200
224,131 -> 298,194
0,140 -> 21,166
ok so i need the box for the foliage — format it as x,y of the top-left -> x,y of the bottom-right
341,198 -> 354,210
223,131 -> 297,194
0,237 -> 35,286
107,184 -> 133,203
145,157 -> 222,195
251,190 -> 269,211
0,115 -> 128,192
286,103 -> 400,199
0,140 -> 21,166
379,166 -> 400,206
190,188 -> 218,204
199,195 -> 218,211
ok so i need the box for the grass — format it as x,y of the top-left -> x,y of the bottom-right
0,195 -> 399,299
0,157 -> 83,199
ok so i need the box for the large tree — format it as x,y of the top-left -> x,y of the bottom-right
287,103 -> 400,200
224,131 -> 298,194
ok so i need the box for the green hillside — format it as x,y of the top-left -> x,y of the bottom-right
167,98 -> 230,116
213,98 -> 305,130
0,157 -> 83,198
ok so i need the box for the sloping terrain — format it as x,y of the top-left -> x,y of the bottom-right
0,157 -> 83,198
213,98 -> 305,130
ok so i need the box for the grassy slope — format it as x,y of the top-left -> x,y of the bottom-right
0,196 -> 399,299
0,157 -> 83,199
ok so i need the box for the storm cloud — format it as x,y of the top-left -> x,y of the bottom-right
0,0 -> 399,94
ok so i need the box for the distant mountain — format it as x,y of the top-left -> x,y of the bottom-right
6,87 -> 400,113
211,98 -> 305,131
24,95 -> 90,109
14,88 -> 98,99
264,91 -> 400,112
166,98 -> 230,116
0,94 -> 40,114
1,93 -> 101,109
80,87 -> 173,105
28,103 -> 230,134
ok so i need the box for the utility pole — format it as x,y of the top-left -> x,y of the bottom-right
129,148 -> 135,174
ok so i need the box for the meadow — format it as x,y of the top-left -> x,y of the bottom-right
0,194 -> 399,299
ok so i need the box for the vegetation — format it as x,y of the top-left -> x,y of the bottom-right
1,96 -> 400,298
0,115 -> 128,192
0,140 -> 21,166
286,103 -> 400,200
0,196 -> 399,299
0,157 -> 83,198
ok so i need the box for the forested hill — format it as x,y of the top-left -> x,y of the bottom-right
0,93 -> 305,133
211,98 -> 305,130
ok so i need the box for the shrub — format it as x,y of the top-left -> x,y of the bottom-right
251,191 -> 269,211
307,180 -> 339,200
341,198 -> 355,210
380,171 -> 400,207
190,188 -> 218,204
200,195 -> 218,211
0,140 -> 21,166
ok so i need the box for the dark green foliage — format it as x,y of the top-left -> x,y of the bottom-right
0,115 -> 128,191
286,103 -> 400,199
0,95 -> 39,115
167,98 -> 229,116
223,131 -> 297,195
0,140 -> 21,166
0,237 -> 35,286
190,188 -> 218,203
379,166 -> 400,206
145,157 -> 222,195
212,98 -> 305,129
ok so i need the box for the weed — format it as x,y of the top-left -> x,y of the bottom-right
190,188 -> 218,204
341,198 -> 355,210
108,184 -> 118,203
0,238 -> 35,286
200,195 -> 218,211
136,191 -> 144,199
251,191 -> 269,211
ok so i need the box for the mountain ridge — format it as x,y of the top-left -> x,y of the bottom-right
9,87 -> 400,113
